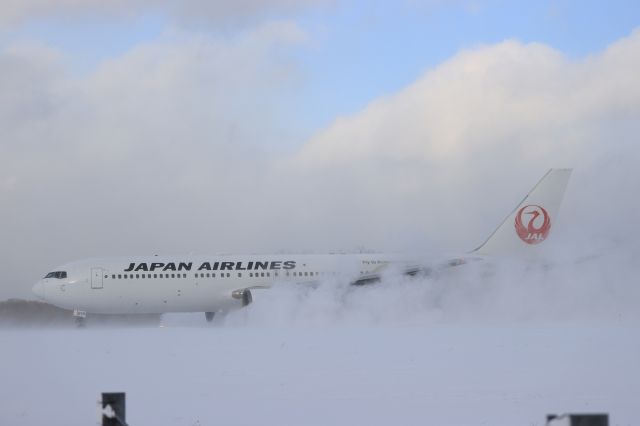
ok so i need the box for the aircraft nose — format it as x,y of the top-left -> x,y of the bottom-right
32,281 -> 45,300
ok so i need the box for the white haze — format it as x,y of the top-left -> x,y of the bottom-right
155,246 -> 634,327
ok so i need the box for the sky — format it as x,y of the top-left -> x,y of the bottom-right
1,0 -> 640,299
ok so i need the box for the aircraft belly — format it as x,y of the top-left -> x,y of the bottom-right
59,278 -> 243,314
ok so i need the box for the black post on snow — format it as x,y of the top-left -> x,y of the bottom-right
546,413 -> 609,426
102,392 -> 127,426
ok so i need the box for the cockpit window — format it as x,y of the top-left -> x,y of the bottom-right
44,271 -> 67,279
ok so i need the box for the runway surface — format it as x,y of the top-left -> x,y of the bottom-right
1,322 -> 637,426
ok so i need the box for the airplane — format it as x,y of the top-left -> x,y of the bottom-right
32,169 -> 571,324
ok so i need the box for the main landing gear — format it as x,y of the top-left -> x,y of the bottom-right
73,309 -> 87,328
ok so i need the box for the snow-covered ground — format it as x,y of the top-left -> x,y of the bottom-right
2,256 -> 638,426
2,324 -> 637,426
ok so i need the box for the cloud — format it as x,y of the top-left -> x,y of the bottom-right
164,0 -> 330,28
0,0 -> 329,29
286,30 -> 640,251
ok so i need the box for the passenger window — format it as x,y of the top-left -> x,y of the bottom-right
159,274 -> 163,278
136,274 -> 140,279
118,274 -> 122,279
154,274 -> 157,278
212,273 -> 216,278
112,274 -> 116,279
238,273 -> 242,278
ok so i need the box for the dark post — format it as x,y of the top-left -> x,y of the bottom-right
547,414 -> 609,426
102,392 -> 126,426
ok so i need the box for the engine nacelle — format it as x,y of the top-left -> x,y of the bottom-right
231,289 -> 253,307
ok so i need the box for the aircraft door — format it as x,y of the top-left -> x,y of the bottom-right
91,267 -> 104,289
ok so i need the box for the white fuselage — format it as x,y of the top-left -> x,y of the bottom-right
32,253 -> 416,314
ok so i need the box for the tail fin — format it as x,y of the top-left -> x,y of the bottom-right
472,168 -> 572,258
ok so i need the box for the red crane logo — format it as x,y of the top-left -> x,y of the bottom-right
515,205 -> 551,244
